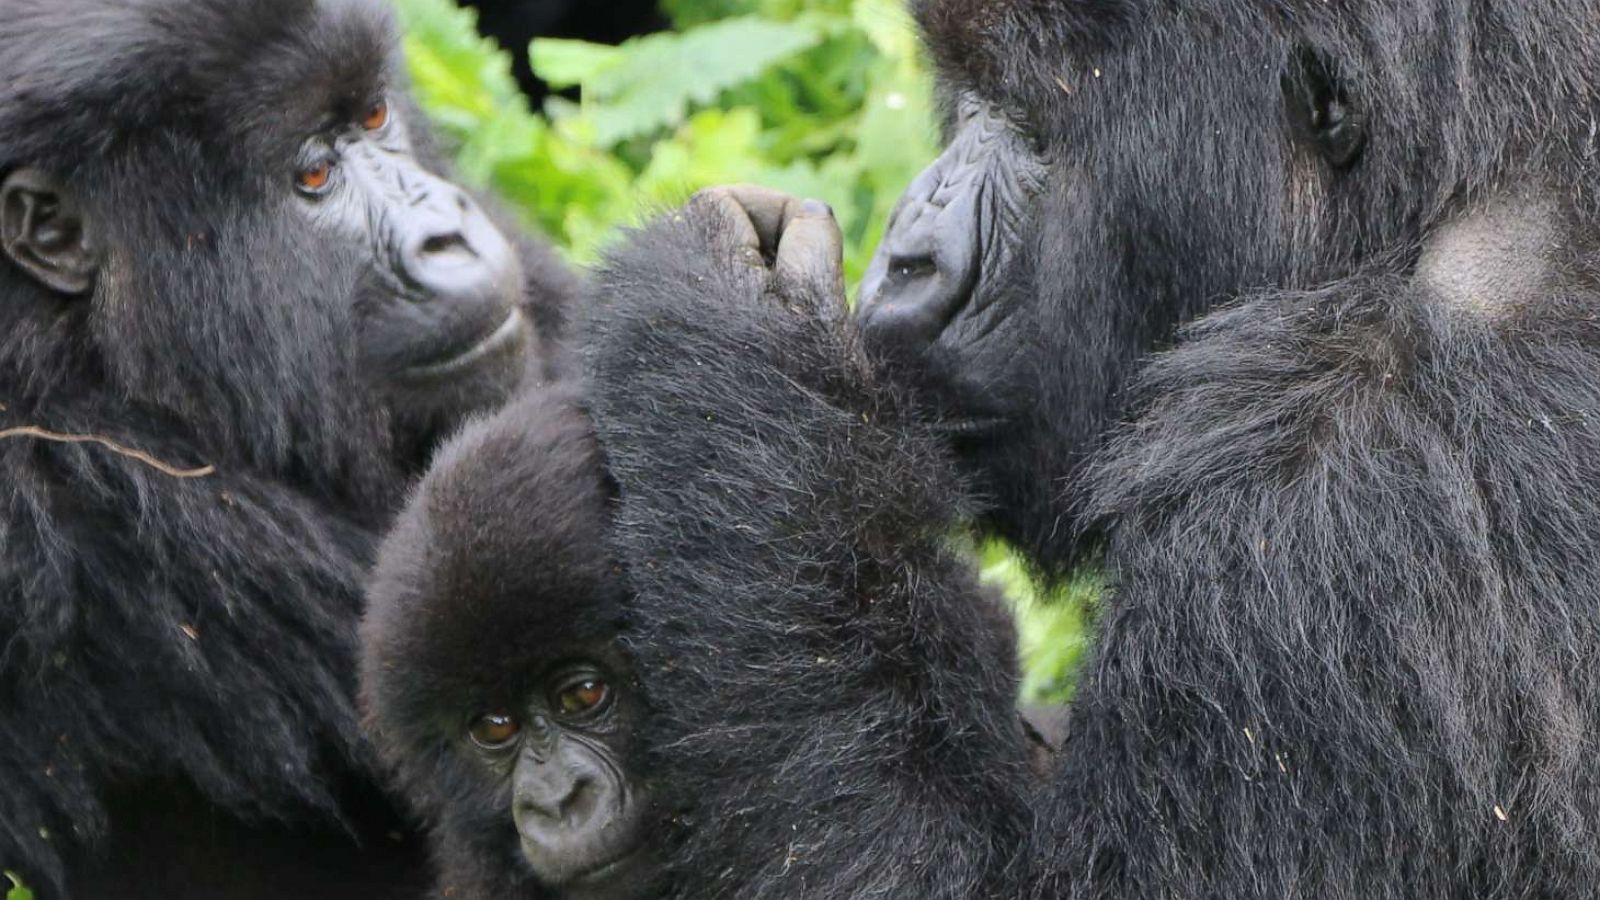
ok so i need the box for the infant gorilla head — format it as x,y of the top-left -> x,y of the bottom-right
360,389 -> 655,900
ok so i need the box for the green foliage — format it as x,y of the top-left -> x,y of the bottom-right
981,544 -> 1098,702
391,0 -> 937,287
393,0 -> 1091,703
533,18 -> 823,146
5,871 -> 33,900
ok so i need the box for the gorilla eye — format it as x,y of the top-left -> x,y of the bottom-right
361,99 -> 390,132
295,159 -> 335,195
555,679 -> 610,717
468,712 -> 521,749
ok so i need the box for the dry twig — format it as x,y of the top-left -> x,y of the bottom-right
0,425 -> 216,479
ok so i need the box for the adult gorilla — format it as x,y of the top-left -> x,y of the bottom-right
852,0 -> 1600,896
0,0 -> 575,896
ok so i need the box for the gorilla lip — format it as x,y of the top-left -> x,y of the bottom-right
403,308 -> 526,380
563,846 -> 647,888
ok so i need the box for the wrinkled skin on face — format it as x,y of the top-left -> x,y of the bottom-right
859,97 -> 1049,442
290,93 -> 532,434
859,98 -> 1046,362
463,649 -> 654,900
850,3 -> 1416,570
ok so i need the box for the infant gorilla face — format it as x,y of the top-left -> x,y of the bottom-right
360,389 -> 658,900
462,647 -> 653,897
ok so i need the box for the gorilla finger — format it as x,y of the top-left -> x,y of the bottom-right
686,187 -> 764,267
774,199 -> 846,318
710,184 -> 802,258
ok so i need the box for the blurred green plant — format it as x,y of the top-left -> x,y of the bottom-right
981,543 -> 1099,702
5,870 -> 32,900
393,0 -> 1090,702
393,0 -> 937,288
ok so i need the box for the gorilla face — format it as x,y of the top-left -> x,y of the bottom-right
0,0 -> 541,482
462,648 -> 653,899
361,389 -> 665,899
0,89 -> 528,434
856,2 -> 1401,564
858,95 -> 1049,437
287,91 -> 530,421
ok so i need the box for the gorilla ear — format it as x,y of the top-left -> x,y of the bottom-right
1,167 -> 100,295
1283,45 -> 1367,169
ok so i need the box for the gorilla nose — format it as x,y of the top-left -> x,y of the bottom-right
399,183 -> 518,303
857,190 -> 979,356
516,773 -> 600,834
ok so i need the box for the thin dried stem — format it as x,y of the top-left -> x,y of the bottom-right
0,425 -> 216,479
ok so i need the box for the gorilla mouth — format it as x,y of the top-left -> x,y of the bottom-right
565,847 -> 646,887
403,308 -> 526,381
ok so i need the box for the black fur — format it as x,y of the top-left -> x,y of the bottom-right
0,1 -> 574,896
900,0 -> 1600,572
362,388 -> 625,899
580,205 -> 1035,897
895,0 -> 1600,896
1035,269 -> 1600,897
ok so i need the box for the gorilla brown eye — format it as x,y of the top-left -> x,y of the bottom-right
556,679 -> 609,716
361,99 -> 389,131
468,712 -> 521,749
295,160 -> 334,194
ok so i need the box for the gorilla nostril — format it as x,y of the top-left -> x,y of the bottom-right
420,233 -> 469,256
888,255 -> 938,283
561,776 -> 596,824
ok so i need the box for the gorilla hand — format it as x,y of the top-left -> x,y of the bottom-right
688,184 -> 846,320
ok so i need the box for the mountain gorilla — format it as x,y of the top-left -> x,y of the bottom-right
848,0 -> 1600,896
362,389 -> 659,900
0,0 -> 575,896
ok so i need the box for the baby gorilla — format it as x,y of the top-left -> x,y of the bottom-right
361,390 -> 655,900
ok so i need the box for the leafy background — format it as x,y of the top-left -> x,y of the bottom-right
3,4 -> 1089,895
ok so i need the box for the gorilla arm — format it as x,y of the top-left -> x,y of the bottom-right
582,188 -> 1034,899
1030,274 -> 1600,897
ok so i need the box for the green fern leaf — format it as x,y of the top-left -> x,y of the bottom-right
532,16 -> 823,146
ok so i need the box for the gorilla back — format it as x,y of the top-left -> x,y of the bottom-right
0,0 -> 572,896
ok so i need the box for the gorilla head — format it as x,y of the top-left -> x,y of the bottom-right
0,0 -> 566,488
362,389 -> 656,900
857,0 -> 1596,569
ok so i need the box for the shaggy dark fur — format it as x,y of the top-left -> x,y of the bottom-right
580,203 -> 1035,898
0,1 -> 575,896
869,0 -> 1600,896
362,389 -> 628,899
1036,270 -> 1600,898
881,0 -> 1600,572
